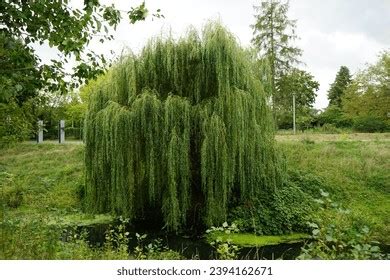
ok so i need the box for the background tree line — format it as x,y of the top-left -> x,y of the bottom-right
1,0 -> 389,147
0,0 -> 160,146
320,52 -> 390,132
252,0 -> 389,133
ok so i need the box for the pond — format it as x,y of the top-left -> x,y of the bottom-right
80,221 -> 306,260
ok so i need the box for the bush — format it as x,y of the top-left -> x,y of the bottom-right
65,126 -> 83,140
298,223 -> 388,260
273,184 -> 315,232
0,102 -> 32,147
296,116 -> 315,132
230,182 -> 316,235
229,170 -> 332,235
352,116 -> 389,133
317,106 -> 352,128
287,170 -> 331,197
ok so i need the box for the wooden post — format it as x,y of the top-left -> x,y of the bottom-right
59,120 -> 65,143
37,120 -> 43,143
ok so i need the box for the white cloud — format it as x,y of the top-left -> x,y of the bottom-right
297,29 -> 386,108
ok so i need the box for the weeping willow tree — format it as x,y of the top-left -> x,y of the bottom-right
84,22 -> 284,231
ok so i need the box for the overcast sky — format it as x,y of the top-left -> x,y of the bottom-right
37,0 -> 390,109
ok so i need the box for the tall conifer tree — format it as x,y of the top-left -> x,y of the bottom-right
328,66 -> 352,108
251,0 -> 302,113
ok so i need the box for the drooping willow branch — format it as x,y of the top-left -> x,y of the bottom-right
84,22 -> 284,231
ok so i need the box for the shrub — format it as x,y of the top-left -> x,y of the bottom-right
317,105 -> 352,128
65,126 -> 83,140
287,170 -> 331,197
0,102 -> 32,147
273,183 -> 315,233
229,170 -> 332,235
230,183 -> 315,235
298,223 -> 388,260
352,116 -> 389,133
296,114 -> 316,132
206,222 -> 240,260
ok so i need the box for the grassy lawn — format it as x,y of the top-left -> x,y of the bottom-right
276,132 -> 390,142
1,143 -> 86,222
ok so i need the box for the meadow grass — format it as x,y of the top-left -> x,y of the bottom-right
278,136 -> 390,243
1,142 -> 84,221
276,132 -> 390,142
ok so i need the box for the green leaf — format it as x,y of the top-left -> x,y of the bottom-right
325,235 -> 333,242
308,222 -> 318,228
312,229 -> 320,236
15,84 -> 23,92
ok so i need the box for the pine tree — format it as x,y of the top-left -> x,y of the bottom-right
328,66 -> 352,108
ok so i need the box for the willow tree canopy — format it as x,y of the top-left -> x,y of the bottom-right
84,22 -> 284,231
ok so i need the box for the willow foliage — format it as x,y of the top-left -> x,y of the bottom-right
84,22 -> 284,231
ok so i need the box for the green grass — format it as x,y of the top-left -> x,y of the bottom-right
279,137 -> 390,243
276,132 -> 390,142
207,232 -> 308,247
1,142 -> 85,221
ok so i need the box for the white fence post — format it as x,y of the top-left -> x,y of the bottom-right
37,120 -> 43,143
59,120 -> 65,143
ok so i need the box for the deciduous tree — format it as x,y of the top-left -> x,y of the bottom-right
275,68 -> 319,129
84,23 -> 283,230
1,0 -> 162,92
342,51 -> 390,131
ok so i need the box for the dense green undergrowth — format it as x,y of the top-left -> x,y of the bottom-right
1,137 -> 389,259
279,138 -> 390,243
